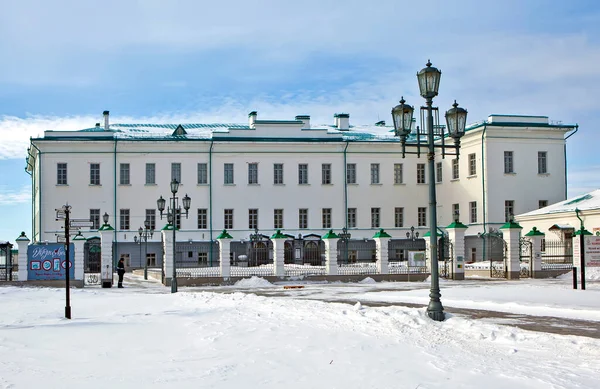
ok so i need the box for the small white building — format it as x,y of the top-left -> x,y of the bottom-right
25,111 -> 577,267
516,189 -> 600,240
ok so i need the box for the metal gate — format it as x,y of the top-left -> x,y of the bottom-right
303,240 -> 324,266
519,238 -> 532,278
249,241 -> 271,267
490,235 -> 507,278
84,237 -> 102,284
439,236 -> 454,279
0,242 -> 14,281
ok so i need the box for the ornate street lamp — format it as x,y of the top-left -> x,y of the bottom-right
392,60 -> 468,322
157,179 -> 191,293
134,220 -> 154,280
102,212 -> 109,226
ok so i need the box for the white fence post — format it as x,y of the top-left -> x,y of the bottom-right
446,221 -> 468,280
373,229 -> 391,274
216,230 -> 232,280
16,232 -> 30,281
161,225 -> 174,287
500,220 -> 522,279
99,223 -> 115,287
322,230 -> 339,276
525,227 -> 544,278
271,230 -> 287,277
73,233 -> 86,282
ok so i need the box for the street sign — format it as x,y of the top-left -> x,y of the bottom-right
64,225 -> 81,231
56,235 -> 66,243
70,220 -> 94,227
56,209 -> 66,219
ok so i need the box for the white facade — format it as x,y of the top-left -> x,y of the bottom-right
26,111 -> 576,263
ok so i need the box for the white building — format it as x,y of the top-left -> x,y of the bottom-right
25,111 -> 577,268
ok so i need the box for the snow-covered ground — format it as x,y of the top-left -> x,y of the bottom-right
1,269 -> 599,389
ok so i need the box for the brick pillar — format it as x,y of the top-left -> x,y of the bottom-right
99,224 -> 115,287
373,229 -> 391,274
500,220 -> 522,280
322,230 -> 339,276
446,221 -> 468,280
73,233 -> 86,282
15,232 -> 30,281
217,230 -> 233,279
161,225 -> 174,286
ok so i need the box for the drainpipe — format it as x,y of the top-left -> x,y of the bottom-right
564,124 -> 578,199
481,125 -> 487,262
31,142 -> 42,242
343,141 -> 349,231
209,140 -> 214,266
113,138 -> 118,269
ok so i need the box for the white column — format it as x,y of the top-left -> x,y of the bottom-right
446,222 -> 467,280
99,226 -> 114,287
323,230 -> 339,276
501,224 -> 522,280
425,239 -> 432,272
162,227 -> 173,286
373,229 -> 391,275
528,235 -> 543,278
217,237 -> 231,279
73,234 -> 86,282
272,238 -> 286,277
15,232 -> 30,281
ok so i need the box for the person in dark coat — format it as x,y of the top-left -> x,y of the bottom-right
117,258 -> 125,288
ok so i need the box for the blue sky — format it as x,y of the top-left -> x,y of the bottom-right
1,0 -> 600,241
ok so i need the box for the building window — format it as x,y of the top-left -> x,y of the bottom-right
273,164 -> 284,185
322,164 -> 332,184
539,200 -> 548,209
90,209 -> 100,230
436,162 -> 442,183
146,253 -> 156,267
452,159 -> 459,180
417,163 -> 425,184
394,207 -> 404,228
197,209 -> 207,229
224,163 -> 234,185
171,162 -> 181,183
299,209 -> 308,229
347,208 -> 357,228
470,201 -> 477,223
57,163 -> 67,185
298,164 -> 308,184
197,163 -> 208,184
452,203 -> 460,221
322,208 -> 332,228
471,248 -> 476,262
468,153 -> 476,176
248,163 -> 258,184
120,163 -> 130,185
198,252 -> 208,266
249,209 -> 258,229
394,163 -> 403,184
418,207 -> 427,227
347,163 -> 356,184
370,163 -> 380,184
119,209 -> 130,230
146,163 -> 155,185
371,208 -> 380,228
224,209 -> 233,230
90,163 -> 100,185
538,151 -> 548,174
274,209 -> 283,229
146,209 -> 156,231
505,200 -> 514,222
504,151 -> 514,174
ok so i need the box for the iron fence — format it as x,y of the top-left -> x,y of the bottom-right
541,240 -> 573,270
175,241 -> 220,278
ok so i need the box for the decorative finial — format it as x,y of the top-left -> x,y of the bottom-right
426,59 -> 432,67
399,96 -> 405,105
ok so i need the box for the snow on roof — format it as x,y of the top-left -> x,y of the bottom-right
519,189 -> 600,217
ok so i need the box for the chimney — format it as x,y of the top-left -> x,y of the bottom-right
334,113 -> 350,131
248,111 -> 257,127
103,110 -> 110,131
295,115 -> 310,129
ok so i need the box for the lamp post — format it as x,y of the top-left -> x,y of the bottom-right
134,220 -> 154,280
157,179 -> 191,293
250,227 -> 261,266
392,60 -> 468,322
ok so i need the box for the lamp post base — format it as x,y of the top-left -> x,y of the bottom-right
171,278 -> 178,293
427,300 -> 445,322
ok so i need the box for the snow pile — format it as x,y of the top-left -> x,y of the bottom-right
556,267 -> 600,281
234,276 -> 273,288
358,277 -> 376,284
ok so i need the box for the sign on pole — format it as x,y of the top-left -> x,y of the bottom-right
56,235 -> 66,243
69,220 -> 94,228
584,236 -> 600,267
56,209 -> 66,219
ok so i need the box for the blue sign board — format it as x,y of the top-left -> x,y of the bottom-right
27,243 -> 75,280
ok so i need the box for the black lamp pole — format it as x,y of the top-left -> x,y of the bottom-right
157,180 -> 191,293
392,60 -> 468,322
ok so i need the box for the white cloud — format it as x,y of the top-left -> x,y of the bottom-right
0,185 -> 31,205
